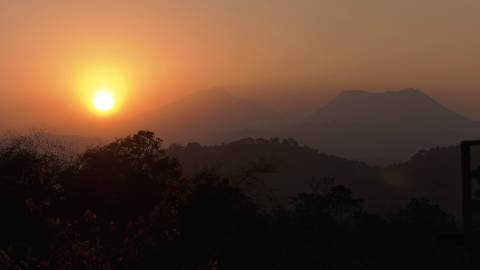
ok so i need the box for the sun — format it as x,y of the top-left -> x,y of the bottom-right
77,65 -> 129,116
93,91 -> 115,112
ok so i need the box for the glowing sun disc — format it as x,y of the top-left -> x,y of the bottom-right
93,91 -> 115,112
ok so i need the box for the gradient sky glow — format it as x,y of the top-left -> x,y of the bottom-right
2,0 -> 480,134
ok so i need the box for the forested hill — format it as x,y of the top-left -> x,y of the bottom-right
385,146 -> 462,217
167,138 -> 397,211
168,138 -> 463,215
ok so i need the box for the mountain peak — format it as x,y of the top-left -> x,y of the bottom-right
397,88 -> 423,94
299,88 -> 479,162
388,88 -> 431,98
337,88 -> 427,99
328,88 -> 438,109
133,87 -> 278,144
306,88 -> 471,127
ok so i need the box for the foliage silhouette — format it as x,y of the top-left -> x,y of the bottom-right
0,131 -> 470,269
64,130 -> 184,221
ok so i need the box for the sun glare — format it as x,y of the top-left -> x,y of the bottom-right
77,64 -> 129,116
93,91 -> 115,112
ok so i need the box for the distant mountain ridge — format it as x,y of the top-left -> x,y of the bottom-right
304,88 -> 472,128
130,88 -> 480,164
131,88 -> 281,144
295,88 -> 480,163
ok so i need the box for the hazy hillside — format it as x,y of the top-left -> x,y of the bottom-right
384,145 -> 462,217
167,138 -> 404,211
168,138 -> 465,216
131,88 -> 479,165
131,89 -> 281,144
295,88 -> 480,163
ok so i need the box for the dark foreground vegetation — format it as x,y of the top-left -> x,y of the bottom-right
0,131 -> 469,269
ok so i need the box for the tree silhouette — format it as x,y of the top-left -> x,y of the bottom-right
0,131 -> 470,269
64,130 -> 185,221
0,137 -> 65,268
177,171 -> 266,270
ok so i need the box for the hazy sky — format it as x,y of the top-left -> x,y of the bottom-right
1,0 -> 480,134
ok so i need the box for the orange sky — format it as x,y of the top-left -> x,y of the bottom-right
2,0 -> 480,135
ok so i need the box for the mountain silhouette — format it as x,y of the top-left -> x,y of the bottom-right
129,88 -> 478,164
132,89 -> 279,144
295,88 -> 480,163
